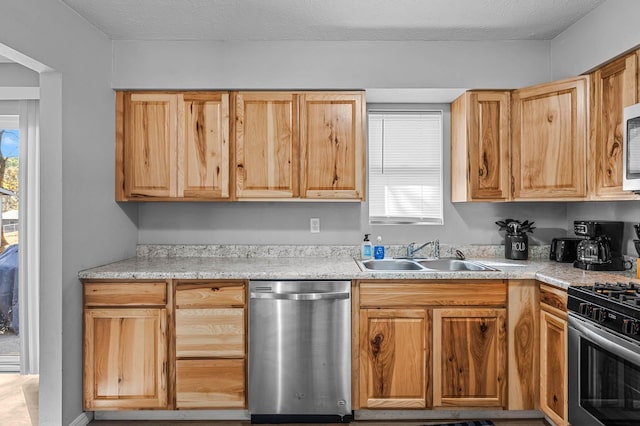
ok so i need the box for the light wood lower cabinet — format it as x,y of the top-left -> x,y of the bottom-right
174,281 -> 247,409
176,359 -> 245,409
356,280 -> 508,411
432,308 -> 507,408
83,279 -> 247,411
359,309 -> 429,408
539,284 -> 568,426
83,281 -> 169,410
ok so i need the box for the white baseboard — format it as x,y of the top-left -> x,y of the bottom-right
68,412 -> 92,426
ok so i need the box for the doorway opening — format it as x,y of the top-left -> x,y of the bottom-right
0,115 -> 19,371
0,99 -> 39,376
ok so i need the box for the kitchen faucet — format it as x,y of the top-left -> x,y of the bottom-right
406,239 -> 439,259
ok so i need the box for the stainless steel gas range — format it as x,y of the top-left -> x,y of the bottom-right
568,282 -> 640,426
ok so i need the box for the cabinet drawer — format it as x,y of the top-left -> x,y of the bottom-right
176,359 -> 245,409
83,281 -> 167,306
359,281 -> 507,307
176,282 -> 245,307
540,283 -> 567,318
176,308 -> 244,358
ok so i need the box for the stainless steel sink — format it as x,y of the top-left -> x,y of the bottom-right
415,259 -> 497,271
358,258 -> 497,272
359,259 -> 425,271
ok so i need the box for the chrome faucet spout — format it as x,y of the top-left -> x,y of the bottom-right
406,239 -> 439,259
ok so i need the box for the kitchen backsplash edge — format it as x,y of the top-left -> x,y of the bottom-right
136,244 -> 552,260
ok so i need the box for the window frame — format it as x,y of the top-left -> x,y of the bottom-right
366,105 -> 444,225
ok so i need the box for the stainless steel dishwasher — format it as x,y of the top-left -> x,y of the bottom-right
249,280 -> 352,423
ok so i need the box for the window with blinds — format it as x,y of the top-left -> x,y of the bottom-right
368,110 -> 443,224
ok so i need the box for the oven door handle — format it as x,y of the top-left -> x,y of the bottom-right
569,315 -> 640,365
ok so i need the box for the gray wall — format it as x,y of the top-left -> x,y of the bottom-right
0,63 -> 39,87
551,0 -> 640,79
138,103 -> 568,247
113,40 -> 551,90
550,0 -> 640,258
1,1 -> 138,425
116,39 -> 569,247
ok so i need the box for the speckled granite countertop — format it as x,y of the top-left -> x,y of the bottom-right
78,245 -> 639,289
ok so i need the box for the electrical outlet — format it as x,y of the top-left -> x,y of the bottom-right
310,218 -> 320,233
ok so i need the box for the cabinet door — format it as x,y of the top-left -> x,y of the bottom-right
179,93 -> 230,199
300,92 -> 365,200
84,308 -> 168,410
359,309 -> 429,408
590,51 -> 640,200
451,91 -> 510,201
511,77 -> 587,200
124,93 -> 178,199
433,308 -> 506,408
176,359 -> 245,409
540,309 -> 568,426
235,92 -> 299,198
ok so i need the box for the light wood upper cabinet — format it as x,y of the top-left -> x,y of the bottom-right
589,50 -> 640,200
300,92 -> 366,200
118,90 -> 365,202
511,77 -> 588,200
432,308 -> 507,408
121,93 -> 178,199
179,93 -> 230,199
117,91 -> 230,201
359,308 -> 429,409
451,90 -> 511,202
83,281 -> 170,411
234,92 -> 299,198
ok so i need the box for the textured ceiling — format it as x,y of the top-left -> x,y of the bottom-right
62,0 -> 605,41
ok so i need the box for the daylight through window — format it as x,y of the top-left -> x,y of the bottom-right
368,110 -> 443,224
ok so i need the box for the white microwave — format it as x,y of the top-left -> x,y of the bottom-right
623,102 -> 640,193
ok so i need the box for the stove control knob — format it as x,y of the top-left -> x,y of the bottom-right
623,319 -> 640,336
592,307 -> 607,323
579,303 -> 592,317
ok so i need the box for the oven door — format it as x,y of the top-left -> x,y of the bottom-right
568,313 -> 640,426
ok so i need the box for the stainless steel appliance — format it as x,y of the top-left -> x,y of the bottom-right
573,220 -> 629,271
568,282 -> 640,426
623,102 -> 640,194
550,237 -> 582,262
248,280 -> 352,423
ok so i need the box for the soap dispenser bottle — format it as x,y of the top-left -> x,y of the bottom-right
374,236 -> 385,259
361,234 -> 373,260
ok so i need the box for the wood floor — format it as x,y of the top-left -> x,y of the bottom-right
0,373 -> 38,426
0,373 -> 548,426
91,420 -> 549,425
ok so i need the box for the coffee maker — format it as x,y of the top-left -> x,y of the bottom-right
573,220 -> 626,271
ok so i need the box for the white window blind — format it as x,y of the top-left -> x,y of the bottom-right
368,110 -> 443,224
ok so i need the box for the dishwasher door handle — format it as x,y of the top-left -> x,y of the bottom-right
250,291 -> 349,301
